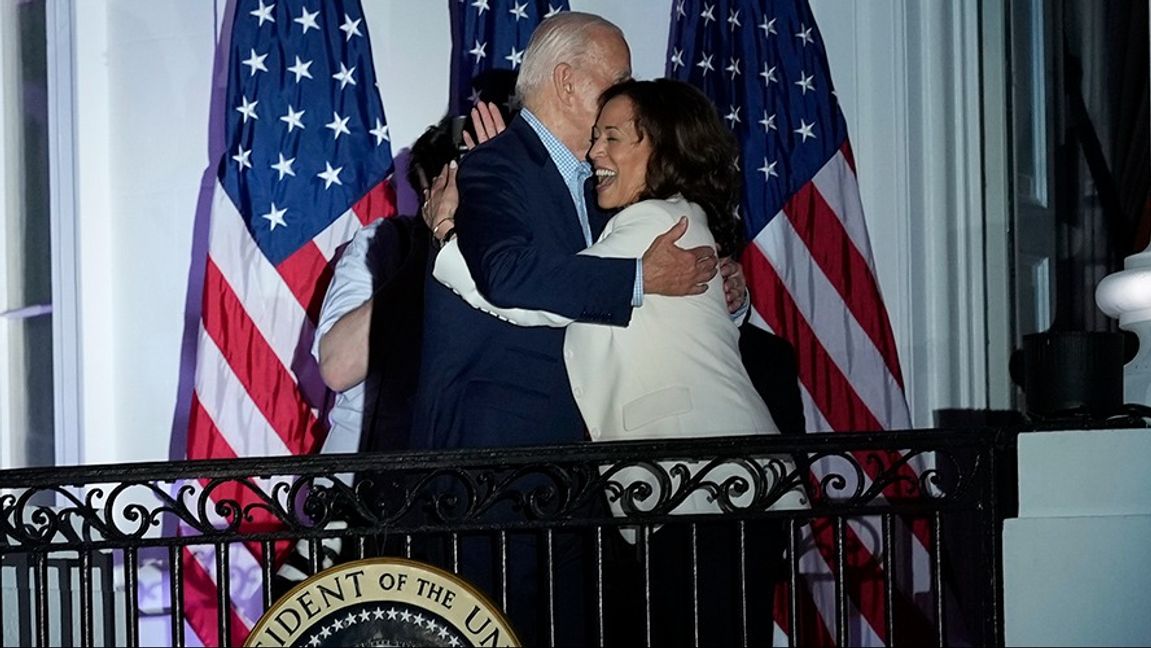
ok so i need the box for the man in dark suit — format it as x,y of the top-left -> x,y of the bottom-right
409,12 -> 721,645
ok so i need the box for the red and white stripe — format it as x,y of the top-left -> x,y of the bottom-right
745,143 -> 934,646
181,179 -> 395,646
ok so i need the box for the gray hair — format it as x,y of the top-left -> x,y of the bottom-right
513,12 -> 623,109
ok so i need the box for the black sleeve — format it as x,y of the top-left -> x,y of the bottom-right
361,217 -> 428,453
739,323 -> 807,435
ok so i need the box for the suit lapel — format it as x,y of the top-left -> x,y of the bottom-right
510,117 -> 589,252
584,178 -> 616,240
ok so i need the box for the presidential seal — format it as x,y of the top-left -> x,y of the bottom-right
245,558 -> 520,647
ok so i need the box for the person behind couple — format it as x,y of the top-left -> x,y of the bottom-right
313,114 -> 465,456
435,76 -> 805,647
269,115 -> 474,597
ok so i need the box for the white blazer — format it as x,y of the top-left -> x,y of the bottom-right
435,196 -> 807,533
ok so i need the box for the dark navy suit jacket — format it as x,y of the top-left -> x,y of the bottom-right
410,116 -> 637,450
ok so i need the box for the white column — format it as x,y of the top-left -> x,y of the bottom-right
73,0 -> 116,464
47,0 -> 83,466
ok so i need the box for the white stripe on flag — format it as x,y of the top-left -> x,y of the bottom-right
207,184 -> 312,369
194,326 -> 292,457
746,307 -> 770,335
811,151 -> 879,270
754,215 -> 912,430
312,209 -> 364,261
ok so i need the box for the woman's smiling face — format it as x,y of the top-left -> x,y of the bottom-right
589,95 -> 651,210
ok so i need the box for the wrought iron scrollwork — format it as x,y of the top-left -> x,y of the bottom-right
0,430 -> 999,550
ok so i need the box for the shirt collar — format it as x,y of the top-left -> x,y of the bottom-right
521,108 -> 592,184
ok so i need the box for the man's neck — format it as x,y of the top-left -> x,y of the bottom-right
526,104 -> 587,159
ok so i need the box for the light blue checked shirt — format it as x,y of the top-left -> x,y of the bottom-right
522,109 -> 644,308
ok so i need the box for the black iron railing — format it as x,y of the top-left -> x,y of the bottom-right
0,429 -> 1012,647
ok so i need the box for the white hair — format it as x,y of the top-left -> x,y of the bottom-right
514,12 -> 623,109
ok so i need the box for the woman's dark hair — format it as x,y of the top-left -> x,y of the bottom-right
406,104 -> 517,209
599,79 -> 744,257
406,116 -> 460,207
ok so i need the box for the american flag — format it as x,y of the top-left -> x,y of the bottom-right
181,0 -> 396,645
449,0 -> 570,114
667,0 -> 933,645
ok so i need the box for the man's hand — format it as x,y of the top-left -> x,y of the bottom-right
719,256 -> 748,313
642,217 -> 718,296
422,160 -> 458,239
462,101 -> 506,148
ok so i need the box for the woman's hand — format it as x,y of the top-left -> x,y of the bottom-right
422,160 -> 458,239
425,102 -> 507,239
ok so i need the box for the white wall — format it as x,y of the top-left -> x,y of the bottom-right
68,0 -> 1006,464
73,1 -> 220,464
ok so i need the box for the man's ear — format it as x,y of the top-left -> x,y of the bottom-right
552,63 -> 574,106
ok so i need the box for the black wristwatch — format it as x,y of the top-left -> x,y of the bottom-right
434,226 -> 457,249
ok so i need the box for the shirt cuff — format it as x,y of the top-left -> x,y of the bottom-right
632,259 -> 644,307
730,288 -> 751,323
